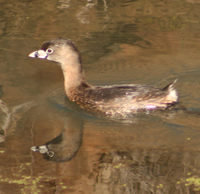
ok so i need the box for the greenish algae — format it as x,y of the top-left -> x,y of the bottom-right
0,162 -> 68,194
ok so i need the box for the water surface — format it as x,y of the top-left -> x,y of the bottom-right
1,0 -> 200,193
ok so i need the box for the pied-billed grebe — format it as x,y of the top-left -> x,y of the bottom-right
29,38 -> 178,117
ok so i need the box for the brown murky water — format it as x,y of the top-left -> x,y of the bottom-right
1,0 -> 200,193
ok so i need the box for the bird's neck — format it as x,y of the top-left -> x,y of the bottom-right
60,57 -> 88,97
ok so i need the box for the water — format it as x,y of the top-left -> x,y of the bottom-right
1,0 -> 200,193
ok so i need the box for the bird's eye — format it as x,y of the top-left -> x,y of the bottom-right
46,48 -> 53,54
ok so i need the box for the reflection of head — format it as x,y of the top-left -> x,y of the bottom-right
31,117 -> 83,162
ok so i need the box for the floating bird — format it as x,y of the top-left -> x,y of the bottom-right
29,38 -> 178,117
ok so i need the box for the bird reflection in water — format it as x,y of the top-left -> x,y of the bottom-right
31,117 -> 83,162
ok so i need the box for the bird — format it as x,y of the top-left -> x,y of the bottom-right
29,38 -> 178,118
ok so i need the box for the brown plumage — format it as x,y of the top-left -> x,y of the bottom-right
29,38 -> 178,117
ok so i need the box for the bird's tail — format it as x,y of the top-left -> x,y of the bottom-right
162,79 -> 178,103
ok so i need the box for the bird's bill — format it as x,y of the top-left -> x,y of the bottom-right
28,50 -> 47,59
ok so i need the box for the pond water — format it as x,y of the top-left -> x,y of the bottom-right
1,0 -> 200,193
